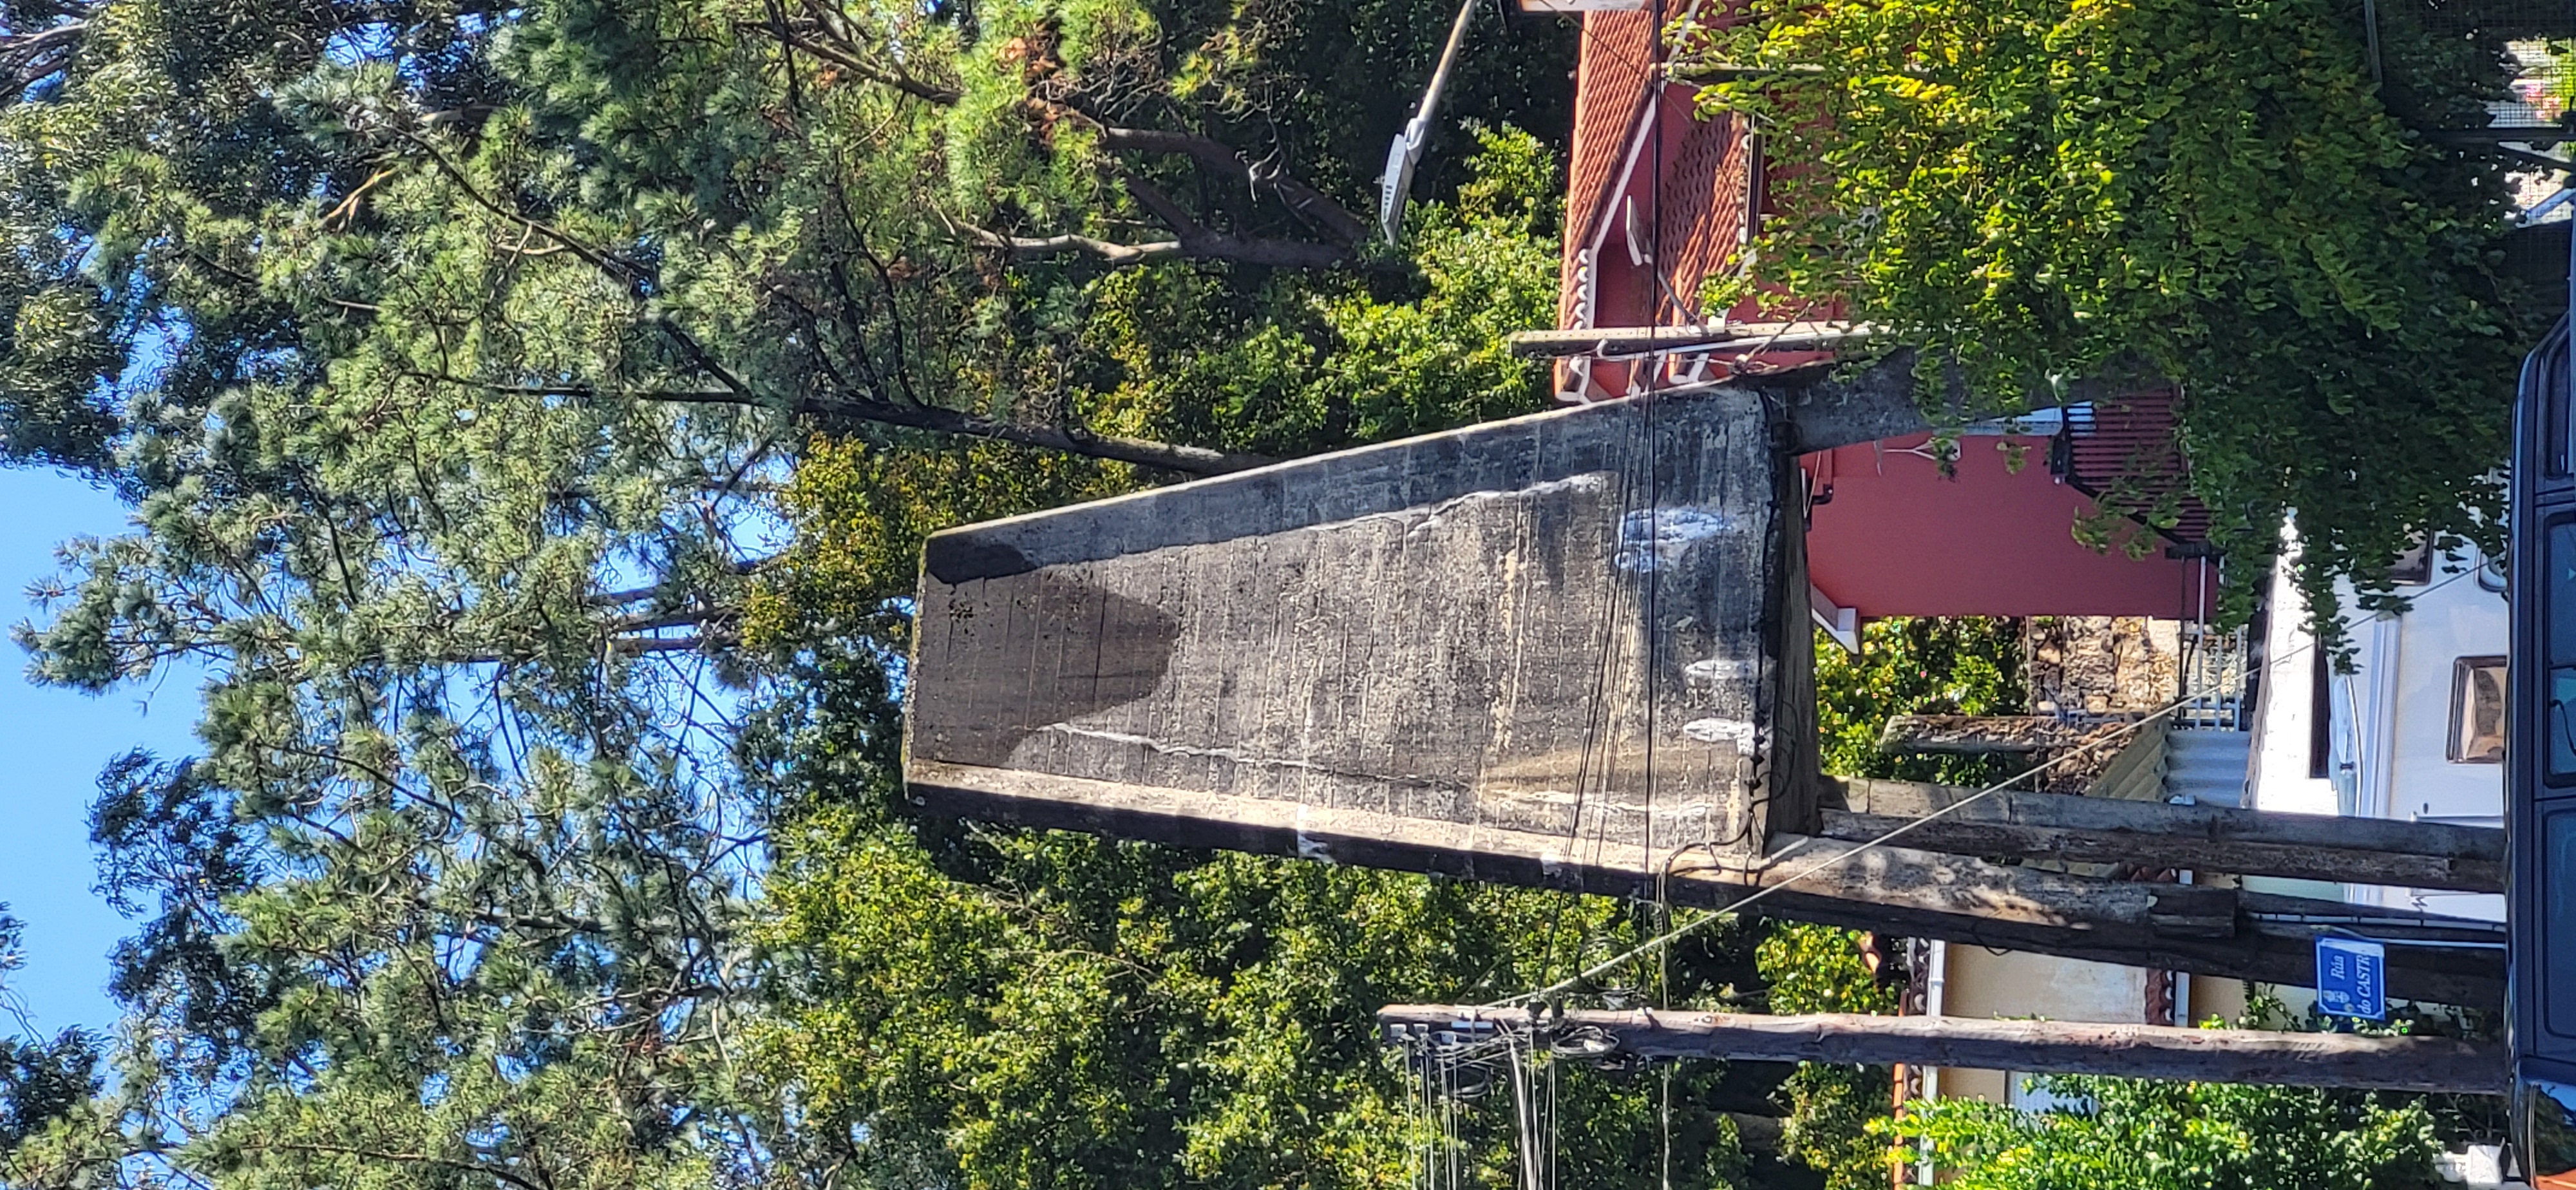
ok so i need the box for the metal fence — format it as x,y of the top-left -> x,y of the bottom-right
2380,0 -> 2574,131
2174,623 -> 2252,732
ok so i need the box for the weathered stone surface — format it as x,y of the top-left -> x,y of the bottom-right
1876,714 -> 2106,755
906,389 -> 1799,894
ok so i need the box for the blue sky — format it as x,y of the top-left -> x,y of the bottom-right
0,466 -> 200,1036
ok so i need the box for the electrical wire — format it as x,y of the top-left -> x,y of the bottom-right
1494,569 -> 2498,1015
1484,692 -> 2202,1008
1406,599 -> 2459,1173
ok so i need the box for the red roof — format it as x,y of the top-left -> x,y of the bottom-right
1552,11 -> 1825,400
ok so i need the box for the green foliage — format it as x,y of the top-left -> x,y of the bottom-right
0,2 -> 793,1184
760,809 -> 1761,1190
748,436 -> 1131,645
1759,921 -> 1900,1017
1757,923 -> 1901,1190
0,1029 -> 93,1155
1086,122 -> 1561,456
1775,618 -> 2027,1189
1814,618 -> 2026,785
1775,1064 -> 1897,1190
0,1 -> 1644,1186
0,910 -> 99,1152
1695,0 -> 2536,652
1305,126 -> 1566,442
1884,1074 -> 2446,1189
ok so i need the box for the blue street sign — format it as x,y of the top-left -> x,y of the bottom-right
2316,936 -> 2387,1021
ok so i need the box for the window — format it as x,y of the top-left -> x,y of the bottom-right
2452,656 -> 2507,764
2517,1079 -> 2576,1185
2549,812 -> 2576,1038
2308,645 -> 2334,779
2390,534 -> 2433,585
2007,1073 -> 2088,1115
2521,320 -> 2575,486
1961,404 -> 2091,435
2551,519 -> 2576,784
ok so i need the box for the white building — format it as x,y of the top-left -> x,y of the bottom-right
2231,531 -> 2518,1184
2245,529 -> 2509,923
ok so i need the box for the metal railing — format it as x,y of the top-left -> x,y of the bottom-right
2173,623 -> 2251,730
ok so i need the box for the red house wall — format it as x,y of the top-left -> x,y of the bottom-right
1803,436 -> 2217,621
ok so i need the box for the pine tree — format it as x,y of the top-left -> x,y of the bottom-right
0,3 -> 1634,1187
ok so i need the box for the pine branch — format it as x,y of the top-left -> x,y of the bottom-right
418,373 -> 1274,475
959,178 -> 1354,270
1092,124 -> 1369,246
615,633 -> 737,656
184,249 -> 380,314
728,17 -> 1367,250
1021,99 -> 1370,246
961,225 -> 1187,266
750,16 -> 960,104
588,556 -> 779,607
399,131 -> 650,291
242,1143 -> 548,1190
0,18 -> 82,105
1122,175 -> 1356,269
607,607 -> 741,634
393,145 -> 1274,472
626,386 -> 1276,475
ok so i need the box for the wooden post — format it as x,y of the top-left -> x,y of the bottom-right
902,364 -> 2508,1012
1378,1005 -> 2508,1096
1703,835 -> 2505,1010
1826,777 -> 2507,894
1503,321 -> 1872,357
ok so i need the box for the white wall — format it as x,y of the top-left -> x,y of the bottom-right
2368,555 -> 2507,919
2247,543 -> 2340,819
2379,572 -> 2506,824
1934,947 -> 2148,1104
2246,529 -> 2506,920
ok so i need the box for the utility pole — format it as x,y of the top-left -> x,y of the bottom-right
1379,1005 -> 2508,1096
1825,776 -> 2506,894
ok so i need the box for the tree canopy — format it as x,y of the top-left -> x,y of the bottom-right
0,1 -> 1830,1187
0,0 -> 2531,1186
0,909 -> 97,1156
1888,1072 -> 2450,1189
